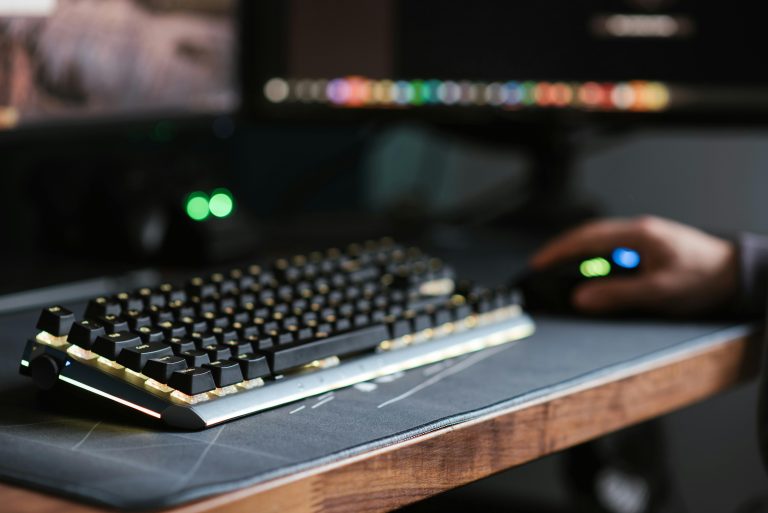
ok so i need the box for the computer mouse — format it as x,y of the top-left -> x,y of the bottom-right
515,247 -> 641,312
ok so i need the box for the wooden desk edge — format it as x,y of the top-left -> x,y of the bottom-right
3,329 -> 761,513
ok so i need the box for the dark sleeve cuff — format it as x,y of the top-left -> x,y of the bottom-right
735,232 -> 768,317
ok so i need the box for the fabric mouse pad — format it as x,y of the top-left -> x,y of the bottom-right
0,303 -> 753,510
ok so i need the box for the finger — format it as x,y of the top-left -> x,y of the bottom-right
571,277 -> 660,313
530,219 -> 647,269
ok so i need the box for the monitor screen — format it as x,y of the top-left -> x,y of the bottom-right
244,0 -> 768,119
0,0 -> 237,131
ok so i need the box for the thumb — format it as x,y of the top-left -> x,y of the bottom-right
572,277 -> 658,313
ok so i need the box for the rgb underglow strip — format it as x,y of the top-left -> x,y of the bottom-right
264,77 -> 671,112
59,374 -> 163,419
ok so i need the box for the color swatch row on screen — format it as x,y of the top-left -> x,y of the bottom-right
263,77 -> 671,112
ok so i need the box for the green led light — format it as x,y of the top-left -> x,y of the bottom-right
209,188 -> 235,218
521,81 -> 537,106
579,257 -> 611,278
185,192 -> 209,221
410,80 -> 425,105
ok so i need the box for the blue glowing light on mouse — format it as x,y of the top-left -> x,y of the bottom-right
611,247 -> 640,269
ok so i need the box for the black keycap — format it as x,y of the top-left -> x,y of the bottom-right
335,318 -> 352,332
202,360 -> 243,387
158,321 -> 187,339
189,331 -> 217,349
453,304 -> 472,320
353,313 -> 369,328
239,292 -> 257,308
148,306 -> 174,324
159,283 -> 187,303
84,297 -> 121,320
92,332 -> 142,360
170,302 -> 196,320
413,314 -> 432,332
179,316 -> 207,334
211,273 -> 237,294
206,315 -> 230,329
179,350 -> 211,367
99,314 -> 129,334
235,353 -> 271,379
237,323 -> 260,339
36,305 -> 76,337
230,269 -> 254,290
272,304 -> 290,318
265,324 -> 389,373
246,334 -> 272,351
114,292 -> 144,312
136,326 -> 165,344
433,309 -> 452,326
275,332 -> 295,346
262,321 -> 280,336
202,344 -> 232,361
297,327 -> 314,342
222,339 -> 252,357
117,343 -> 173,372
338,303 -> 354,318
67,320 -> 105,349
186,277 -> 216,298
212,327 -> 238,344
259,289 -> 275,306
344,286 -> 361,301
136,287 -> 166,309
219,293 -> 239,312
230,310 -> 251,324
168,337 -> 197,355
169,368 -> 216,395
356,299 -> 372,312
143,355 -> 187,383
124,310 -> 152,331
387,318 -> 411,339
371,310 -> 386,323
192,299 -> 217,316
302,312 -> 318,326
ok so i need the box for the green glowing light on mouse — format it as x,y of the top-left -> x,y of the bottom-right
185,191 -> 209,222
208,188 -> 234,218
580,257 -> 611,278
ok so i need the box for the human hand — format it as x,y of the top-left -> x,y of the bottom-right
530,216 -> 739,315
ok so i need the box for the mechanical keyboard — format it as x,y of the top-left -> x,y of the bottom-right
19,239 -> 534,429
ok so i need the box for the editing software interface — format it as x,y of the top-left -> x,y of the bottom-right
251,0 -> 768,116
0,0 -> 237,130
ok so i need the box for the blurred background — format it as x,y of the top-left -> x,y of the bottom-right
2,1 -> 768,511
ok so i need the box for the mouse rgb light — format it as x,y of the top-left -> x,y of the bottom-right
580,257 -> 612,278
611,247 -> 641,269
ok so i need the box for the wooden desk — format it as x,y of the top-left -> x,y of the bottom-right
2,327 -> 760,513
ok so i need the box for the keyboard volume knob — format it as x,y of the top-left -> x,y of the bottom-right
29,354 -> 61,390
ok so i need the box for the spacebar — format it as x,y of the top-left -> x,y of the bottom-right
268,324 -> 390,373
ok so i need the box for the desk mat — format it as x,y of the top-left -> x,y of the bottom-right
0,305 -> 753,510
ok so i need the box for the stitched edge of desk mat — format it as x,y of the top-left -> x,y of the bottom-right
0,320 -> 754,511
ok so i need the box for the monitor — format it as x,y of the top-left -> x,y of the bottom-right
242,0 -> 768,122
0,0 -> 238,131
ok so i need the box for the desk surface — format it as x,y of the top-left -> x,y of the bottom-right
0,308 -> 760,513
